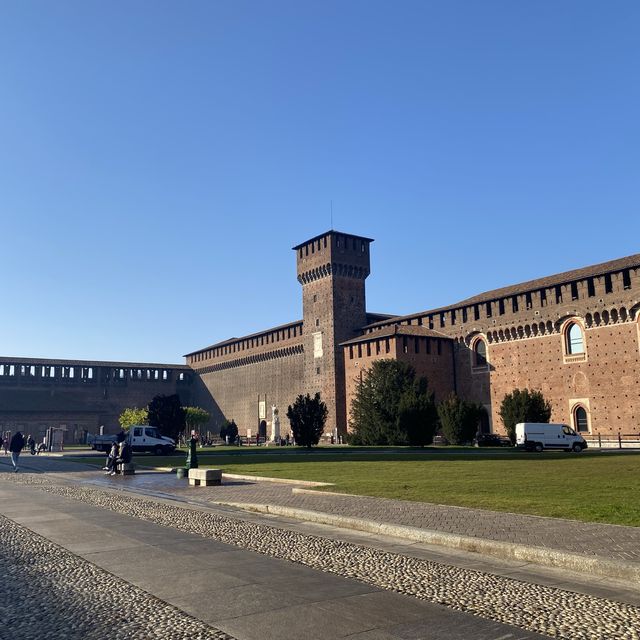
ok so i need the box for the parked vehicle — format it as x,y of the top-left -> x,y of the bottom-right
88,426 -> 175,455
474,433 -> 512,447
515,422 -> 587,453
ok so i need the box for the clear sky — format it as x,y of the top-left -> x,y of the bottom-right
1,1 -> 638,364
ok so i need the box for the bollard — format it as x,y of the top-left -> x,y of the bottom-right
598,433 -> 601,449
618,432 -> 622,449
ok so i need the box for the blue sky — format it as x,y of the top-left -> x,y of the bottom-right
1,1 -> 638,364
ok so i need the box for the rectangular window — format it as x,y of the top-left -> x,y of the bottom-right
462,308 -> 467,323
587,278 -> 595,297
623,269 -> 631,289
366,343 -> 371,357
486,302 -> 492,318
473,305 -> 480,321
162,370 -> 168,381
417,316 -> 423,326
525,292 -> 532,309
571,282 -> 579,300
428,316 -> 434,329
540,289 -> 547,306
555,286 -> 562,303
451,310 -> 456,325
357,344 -> 362,358
349,346 -> 353,360
403,337 -> 408,353
512,297 -> 518,313
498,300 -> 505,315
385,338 -> 390,353
178,372 -> 185,381
376,340 -> 380,355
440,313 -> 445,328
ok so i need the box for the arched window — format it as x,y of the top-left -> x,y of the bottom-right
574,406 -> 589,433
566,323 -> 584,354
474,339 -> 487,367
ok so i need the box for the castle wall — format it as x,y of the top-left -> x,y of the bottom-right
192,348 -> 304,437
344,332 -> 455,431
0,358 -> 192,443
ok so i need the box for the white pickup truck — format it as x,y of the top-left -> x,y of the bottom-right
88,426 -> 176,455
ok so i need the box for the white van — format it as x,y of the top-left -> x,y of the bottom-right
515,423 -> 587,453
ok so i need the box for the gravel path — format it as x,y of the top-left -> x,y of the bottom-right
3,473 -> 639,640
0,513 -> 235,640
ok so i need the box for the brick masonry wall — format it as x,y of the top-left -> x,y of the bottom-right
0,361 -> 192,443
344,335 -> 455,431
476,321 -> 640,435
193,350 -> 304,438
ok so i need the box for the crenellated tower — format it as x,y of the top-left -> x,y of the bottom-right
293,231 -> 373,437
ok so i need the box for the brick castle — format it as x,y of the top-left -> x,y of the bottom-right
2,230 -> 639,442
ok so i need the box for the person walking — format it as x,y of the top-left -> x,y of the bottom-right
9,431 -> 25,473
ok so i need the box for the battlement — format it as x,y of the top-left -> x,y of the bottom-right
294,231 -> 373,284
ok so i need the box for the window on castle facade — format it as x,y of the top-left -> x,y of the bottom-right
485,302 -> 492,318
574,406 -> 589,432
474,340 -> 487,367
587,278 -> 595,297
566,323 -> 584,354
498,300 -> 505,315
540,289 -> 547,306
571,282 -> 579,301
623,269 -> 631,289
512,297 -> 518,313
555,286 -> 562,303
525,292 -> 532,309
604,274 -> 613,293
403,337 -> 408,354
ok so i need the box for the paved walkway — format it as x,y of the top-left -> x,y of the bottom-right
1,480 -> 549,640
3,455 -> 640,585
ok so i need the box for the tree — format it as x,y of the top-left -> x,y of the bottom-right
118,407 -> 148,430
349,360 -> 437,446
286,393 -> 328,449
219,419 -> 238,444
437,393 -> 485,445
184,406 -> 210,436
147,394 -> 186,442
499,388 -> 552,444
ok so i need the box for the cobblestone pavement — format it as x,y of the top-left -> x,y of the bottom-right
0,514 -> 235,640
5,456 -> 640,566
4,472 -> 640,640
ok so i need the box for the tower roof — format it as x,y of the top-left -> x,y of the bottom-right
292,230 -> 374,251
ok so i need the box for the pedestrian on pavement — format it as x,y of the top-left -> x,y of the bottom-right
27,434 -> 36,455
111,440 -> 132,475
9,431 -> 25,472
104,441 -> 119,475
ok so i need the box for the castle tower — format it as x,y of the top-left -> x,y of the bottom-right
293,231 -> 373,437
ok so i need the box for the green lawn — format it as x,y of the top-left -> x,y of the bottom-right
70,448 -> 640,526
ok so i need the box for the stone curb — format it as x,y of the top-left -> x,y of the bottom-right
216,501 -> 640,585
152,467 -> 333,487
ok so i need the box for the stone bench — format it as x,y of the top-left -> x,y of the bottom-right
188,468 -> 222,486
117,462 -> 136,476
